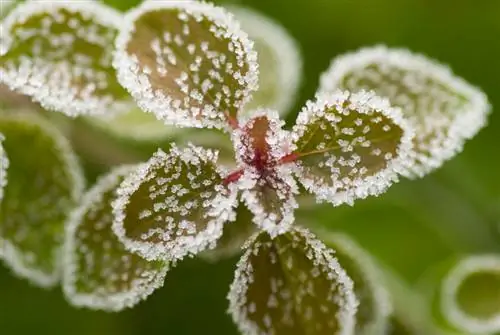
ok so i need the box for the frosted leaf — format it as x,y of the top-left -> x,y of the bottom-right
318,46 -> 490,178
234,111 -> 298,237
0,114 -> 84,287
322,232 -> 392,335
0,1 -> 130,117
291,90 -> 413,206
112,144 -> 238,262
200,204 -> 256,262
228,6 -> 302,115
113,0 -> 258,130
441,255 -> 500,334
0,133 -> 7,202
63,165 -> 168,311
228,227 -> 358,335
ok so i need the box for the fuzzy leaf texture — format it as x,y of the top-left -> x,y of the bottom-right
291,90 -> 413,206
228,227 -> 358,335
63,165 -> 168,311
0,1 -> 130,117
113,0 -> 258,130
0,114 -> 84,287
112,144 -> 238,262
318,46 -> 490,177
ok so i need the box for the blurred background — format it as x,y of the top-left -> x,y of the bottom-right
0,0 -> 499,334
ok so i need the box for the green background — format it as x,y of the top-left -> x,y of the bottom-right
0,0 -> 499,334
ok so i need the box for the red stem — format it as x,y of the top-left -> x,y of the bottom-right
223,169 -> 244,185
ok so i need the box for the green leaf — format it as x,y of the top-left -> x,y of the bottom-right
440,254 -> 500,334
0,113 -> 84,287
112,144 -> 238,262
113,1 -> 258,130
291,90 -> 413,206
0,133 -> 7,201
228,6 -> 302,115
63,165 -> 168,311
320,232 -> 392,334
200,204 -> 256,262
318,46 -> 490,178
0,1 -> 130,117
228,227 -> 358,335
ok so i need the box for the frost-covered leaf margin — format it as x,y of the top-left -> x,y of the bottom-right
63,165 -> 168,311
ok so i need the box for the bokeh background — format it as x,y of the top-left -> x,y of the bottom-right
0,0 -> 499,334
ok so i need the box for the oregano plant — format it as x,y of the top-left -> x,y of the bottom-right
0,1 -> 492,334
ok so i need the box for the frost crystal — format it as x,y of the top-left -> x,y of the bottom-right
0,133 -> 8,202
112,144 -> 238,261
0,1 -> 130,117
63,165 -> 168,311
113,0 -> 259,130
441,255 -> 500,334
319,46 -> 490,178
228,5 -> 302,114
0,114 -> 84,287
228,227 -> 358,335
291,90 -> 413,206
